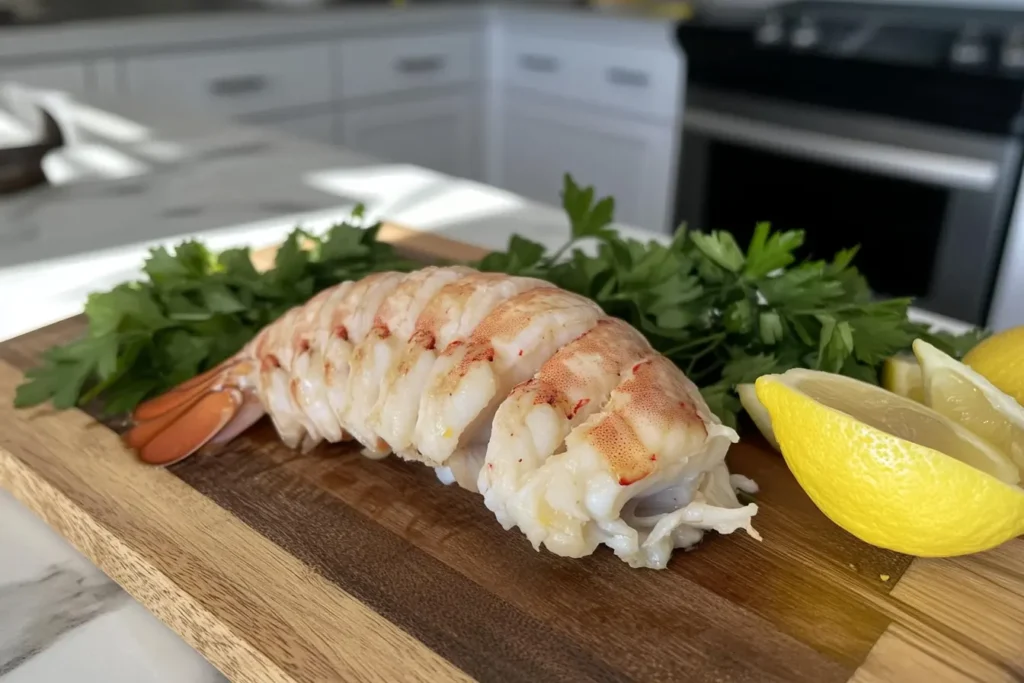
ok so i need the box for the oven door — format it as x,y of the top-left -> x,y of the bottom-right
675,88 -> 1022,326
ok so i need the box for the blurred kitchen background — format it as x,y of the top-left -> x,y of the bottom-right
2,0 -> 1023,332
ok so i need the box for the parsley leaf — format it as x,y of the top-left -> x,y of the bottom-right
690,231 -> 746,273
744,223 -> 804,278
479,235 -> 547,275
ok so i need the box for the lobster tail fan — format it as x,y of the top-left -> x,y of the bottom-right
132,361 -> 239,422
124,361 -> 265,466
129,390 -> 241,466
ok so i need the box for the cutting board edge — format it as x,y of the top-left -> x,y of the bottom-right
251,222 -> 492,271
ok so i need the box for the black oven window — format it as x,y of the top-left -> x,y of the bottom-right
702,141 -> 949,299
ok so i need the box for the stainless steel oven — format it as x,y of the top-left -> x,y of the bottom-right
674,87 -> 1022,325
674,1 -> 1024,327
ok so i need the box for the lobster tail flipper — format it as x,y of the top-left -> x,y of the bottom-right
124,361 -> 265,466
132,360 -> 241,422
131,390 -> 241,466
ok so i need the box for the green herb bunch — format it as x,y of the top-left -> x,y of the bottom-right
478,176 -> 985,424
14,176 -> 984,427
14,208 -> 417,415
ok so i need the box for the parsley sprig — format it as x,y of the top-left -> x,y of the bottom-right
14,208 -> 417,415
478,175 -> 985,423
14,176 -> 984,427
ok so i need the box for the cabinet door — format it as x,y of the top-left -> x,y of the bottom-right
338,92 -> 481,181
0,62 -> 89,94
497,96 -> 678,233
244,110 -> 337,146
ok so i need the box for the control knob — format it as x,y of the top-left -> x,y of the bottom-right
755,12 -> 784,46
790,15 -> 820,50
950,23 -> 989,67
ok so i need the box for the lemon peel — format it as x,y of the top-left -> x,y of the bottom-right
914,339 -> 1024,480
964,325 -> 1024,407
755,369 -> 1024,557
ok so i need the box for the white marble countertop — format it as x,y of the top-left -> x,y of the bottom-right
0,490 -> 226,683
0,92 -> 973,682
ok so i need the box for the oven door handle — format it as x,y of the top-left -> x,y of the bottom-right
683,108 -> 999,192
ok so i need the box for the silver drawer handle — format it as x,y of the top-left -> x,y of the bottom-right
519,54 -> 558,73
396,56 -> 446,74
684,107 -> 999,191
209,75 -> 268,96
606,67 -> 649,88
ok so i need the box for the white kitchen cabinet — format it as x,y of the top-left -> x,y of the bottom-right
243,110 -> 337,146
335,31 -> 483,101
498,34 -> 681,121
0,62 -> 89,94
0,9 -> 686,234
91,59 -> 121,97
339,92 -> 481,181
121,43 -> 333,119
496,93 -> 678,233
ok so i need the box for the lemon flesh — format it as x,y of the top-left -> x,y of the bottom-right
738,382 -> 779,451
964,325 -> 1024,407
882,354 -> 923,403
914,339 -> 1024,480
755,369 -> 1024,557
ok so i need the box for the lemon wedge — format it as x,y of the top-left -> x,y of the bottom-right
964,325 -> 1024,407
913,339 -> 1024,479
881,353 -> 924,402
743,351 -> 927,450
755,368 -> 1024,556
738,382 -> 779,451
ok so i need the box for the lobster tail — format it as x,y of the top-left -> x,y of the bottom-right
124,360 -> 265,466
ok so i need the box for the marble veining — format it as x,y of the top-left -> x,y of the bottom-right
0,564 -> 128,676
0,491 -> 227,683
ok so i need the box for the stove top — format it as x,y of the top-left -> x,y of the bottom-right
749,2 -> 1024,74
677,2 -> 1024,136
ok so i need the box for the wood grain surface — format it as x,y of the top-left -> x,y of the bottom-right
0,225 -> 1021,682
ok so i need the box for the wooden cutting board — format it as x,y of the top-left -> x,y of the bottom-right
0,225 -> 1021,683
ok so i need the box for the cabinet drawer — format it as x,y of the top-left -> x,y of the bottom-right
123,43 -> 333,118
500,34 -> 680,120
501,36 -> 581,101
576,42 -> 680,120
336,31 -> 482,100
0,62 -> 88,94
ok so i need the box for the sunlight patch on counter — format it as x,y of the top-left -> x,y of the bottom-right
62,144 -> 150,179
303,164 -> 528,230
66,102 -> 151,144
0,108 -> 33,147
